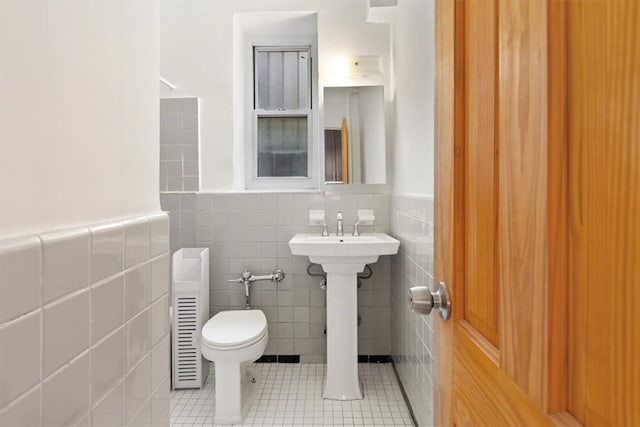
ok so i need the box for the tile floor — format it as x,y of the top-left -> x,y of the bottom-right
170,363 -> 415,427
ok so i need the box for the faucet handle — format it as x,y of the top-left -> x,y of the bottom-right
337,210 -> 343,219
321,223 -> 330,236
352,222 -> 361,236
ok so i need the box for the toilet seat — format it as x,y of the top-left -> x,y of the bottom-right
201,309 -> 267,351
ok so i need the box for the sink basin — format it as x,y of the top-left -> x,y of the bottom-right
289,233 -> 399,264
289,232 -> 399,401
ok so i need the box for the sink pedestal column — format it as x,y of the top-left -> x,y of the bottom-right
322,263 -> 365,400
289,233 -> 400,401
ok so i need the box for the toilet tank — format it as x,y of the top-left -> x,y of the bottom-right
172,248 -> 210,389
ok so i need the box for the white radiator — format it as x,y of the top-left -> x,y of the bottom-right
172,248 -> 210,389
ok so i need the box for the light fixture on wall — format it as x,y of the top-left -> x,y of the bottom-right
327,55 -> 383,82
348,55 -> 382,78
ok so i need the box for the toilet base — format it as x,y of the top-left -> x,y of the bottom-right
200,310 -> 268,425
213,362 -> 261,425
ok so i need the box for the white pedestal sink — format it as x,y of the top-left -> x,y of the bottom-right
289,233 -> 400,400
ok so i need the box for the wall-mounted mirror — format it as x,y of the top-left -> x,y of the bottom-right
323,86 -> 386,185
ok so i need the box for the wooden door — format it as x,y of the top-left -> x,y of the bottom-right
434,0 -> 640,425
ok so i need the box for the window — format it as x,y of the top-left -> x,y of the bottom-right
250,46 -> 314,188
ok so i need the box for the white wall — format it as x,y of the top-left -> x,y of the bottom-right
0,1 -> 160,239
387,4 -> 436,424
390,0 -> 435,196
160,1 -> 390,191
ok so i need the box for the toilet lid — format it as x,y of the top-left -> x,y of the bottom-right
201,310 -> 267,348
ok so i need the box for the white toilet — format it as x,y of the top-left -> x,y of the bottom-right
200,309 -> 268,425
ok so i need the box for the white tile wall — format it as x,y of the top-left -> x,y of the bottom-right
150,377 -> 171,427
91,328 -> 124,401
43,289 -> 91,376
125,356 -> 150,425
0,236 -> 41,323
127,310 -> 150,370
0,311 -> 41,408
126,264 -> 151,320
151,254 -> 170,302
41,228 -> 90,304
150,214 -> 171,258
150,295 -> 170,347
151,335 -> 170,392
92,382 -> 124,427
130,400 -> 150,427
90,222 -> 124,283
0,385 -> 41,427
125,218 -> 151,268
159,98 -> 200,192
390,195 -> 435,427
42,351 -> 91,426
0,213 -> 171,427
92,275 -> 125,343
160,191 -> 392,362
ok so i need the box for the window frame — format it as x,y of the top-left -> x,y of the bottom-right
247,44 -> 317,190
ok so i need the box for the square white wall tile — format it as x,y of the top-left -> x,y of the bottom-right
124,218 -> 150,268
128,399 -> 150,427
76,414 -> 91,427
149,213 -> 169,257
125,356 -> 150,425
89,222 -> 123,283
159,98 -> 200,192
125,263 -> 150,320
0,385 -> 41,427
150,295 -> 169,347
150,377 -> 170,427
42,351 -> 91,427
0,236 -> 41,323
92,274 -> 125,343
151,335 -> 170,392
43,289 -> 90,377
0,311 -> 41,408
91,382 -> 124,427
126,310 -> 149,369
40,228 -> 90,304
91,328 -> 124,402
150,254 -> 170,302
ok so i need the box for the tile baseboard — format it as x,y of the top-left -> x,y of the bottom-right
255,355 -> 300,363
255,354 -> 391,364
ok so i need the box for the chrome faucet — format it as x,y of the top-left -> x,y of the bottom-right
336,211 -> 344,236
